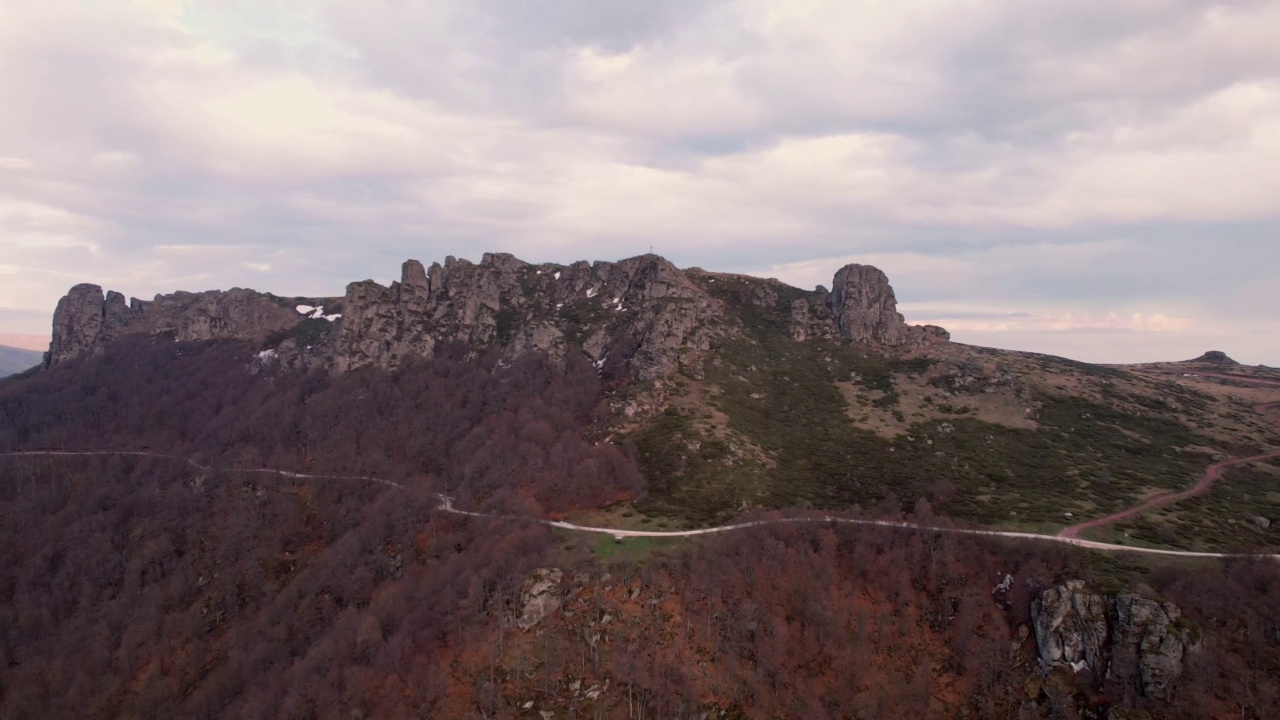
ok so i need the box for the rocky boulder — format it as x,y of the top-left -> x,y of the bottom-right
827,264 -> 908,344
1113,594 -> 1192,700
1032,580 -> 1196,699
1032,580 -> 1110,673
787,263 -> 947,348
517,568 -> 564,631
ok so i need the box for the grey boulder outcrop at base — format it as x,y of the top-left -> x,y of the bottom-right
1032,580 -> 1196,700
42,252 -> 949,382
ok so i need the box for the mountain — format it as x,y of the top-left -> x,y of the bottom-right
34,252 -> 1280,542
3,252 -> 1279,719
0,344 -> 42,377
44,252 -> 948,376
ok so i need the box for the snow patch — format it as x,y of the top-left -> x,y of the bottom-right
585,288 -> 598,298
256,349 -> 278,362
553,271 -> 561,280
298,305 -> 341,322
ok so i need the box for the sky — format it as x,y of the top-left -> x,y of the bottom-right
0,0 -> 1277,364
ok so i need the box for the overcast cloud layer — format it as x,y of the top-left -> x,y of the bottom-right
1,0 -> 1277,363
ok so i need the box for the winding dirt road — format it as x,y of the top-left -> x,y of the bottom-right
1060,376 -> 1280,542
3,449 -> 1276,560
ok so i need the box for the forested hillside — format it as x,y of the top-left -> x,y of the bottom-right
1,336 -> 1278,718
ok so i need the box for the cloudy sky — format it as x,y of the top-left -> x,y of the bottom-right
1,0 -> 1277,363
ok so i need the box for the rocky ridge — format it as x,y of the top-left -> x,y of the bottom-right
43,252 -> 948,382
45,284 -> 330,368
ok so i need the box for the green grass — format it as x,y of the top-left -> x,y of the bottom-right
627,274 -> 1221,538
1107,460 -> 1280,552
588,535 -> 681,562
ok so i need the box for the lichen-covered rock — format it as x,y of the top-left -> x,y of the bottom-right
44,252 -> 941,384
46,284 -> 129,366
147,288 -> 305,344
1113,594 -> 1192,700
785,264 -> 947,347
333,252 -> 724,381
1032,580 -> 1110,672
47,283 -> 309,367
827,264 -> 908,345
517,568 -> 564,631
1032,580 -> 1196,700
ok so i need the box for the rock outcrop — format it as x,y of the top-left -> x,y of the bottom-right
45,284 -> 326,368
1186,350 -> 1238,365
1032,580 -> 1197,699
828,264 -> 908,344
1032,580 -> 1110,673
334,252 -> 724,380
46,284 -> 132,367
1112,593 -> 1192,700
789,264 -> 948,348
45,252 -> 945,381
516,568 -> 564,631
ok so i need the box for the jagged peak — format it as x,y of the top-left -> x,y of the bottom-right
46,251 -> 945,376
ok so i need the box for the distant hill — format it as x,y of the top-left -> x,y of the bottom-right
0,344 -> 42,377
1185,350 -> 1239,364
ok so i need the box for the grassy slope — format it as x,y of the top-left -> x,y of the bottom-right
626,276 -> 1267,543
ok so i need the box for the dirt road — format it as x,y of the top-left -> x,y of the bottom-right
1060,377 -> 1280,541
4,450 -> 1276,560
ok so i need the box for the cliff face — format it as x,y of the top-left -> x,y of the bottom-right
45,284 -> 326,368
789,264 -> 950,346
332,252 -> 725,381
1032,580 -> 1197,700
44,252 -> 947,380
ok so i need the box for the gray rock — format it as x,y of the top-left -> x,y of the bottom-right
1113,594 -> 1190,700
1032,580 -> 1110,672
44,252 -> 943,387
827,264 -> 908,345
47,284 -> 309,367
517,568 -> 564,630
1032,580 -> 1196,699
335,252 -> 724,381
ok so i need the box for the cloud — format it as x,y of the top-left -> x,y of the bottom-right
0,0 -> 1277,363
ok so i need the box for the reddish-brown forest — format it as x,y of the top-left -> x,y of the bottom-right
0,337 -> 1277,719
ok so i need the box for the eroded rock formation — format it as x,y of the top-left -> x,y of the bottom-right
46,284 -> 317,368
789,264 -> 949,347
45,252 -> 947,381
1032,580 -> 1197,700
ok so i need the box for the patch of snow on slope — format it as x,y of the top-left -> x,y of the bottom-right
299,305 -> 342,322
